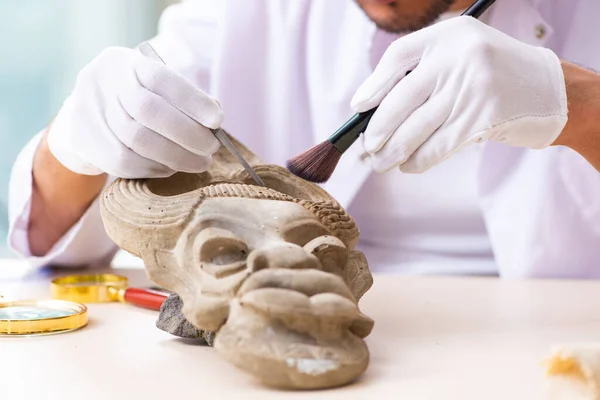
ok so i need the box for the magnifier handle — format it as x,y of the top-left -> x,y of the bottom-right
123,288 -> 168,311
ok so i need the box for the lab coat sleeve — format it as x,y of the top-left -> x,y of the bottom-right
7,131 -> 119,268
479,144 -> 600,279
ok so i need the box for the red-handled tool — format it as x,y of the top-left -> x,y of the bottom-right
51,274 -> 171,311
109,287 -> 169,311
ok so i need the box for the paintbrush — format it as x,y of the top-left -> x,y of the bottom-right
286,0 -> 496,183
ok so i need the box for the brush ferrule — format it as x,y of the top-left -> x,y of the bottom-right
328,108 -> 377,154
462,0 -> 496,18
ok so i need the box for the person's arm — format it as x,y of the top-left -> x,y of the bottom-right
7,129 -> 118,269
10,0 -> 225,263
350,16 -> 597,174
552,61 -> 600,171
28,43 -> 223,256
28,127 -> 107,256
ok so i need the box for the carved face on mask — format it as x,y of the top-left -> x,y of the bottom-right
100,133 -> 374,390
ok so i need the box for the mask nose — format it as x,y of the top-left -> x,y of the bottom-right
248,243 -> 320,271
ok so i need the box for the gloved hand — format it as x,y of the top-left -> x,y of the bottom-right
47,46 -> 224,178
351,16 -> 568,173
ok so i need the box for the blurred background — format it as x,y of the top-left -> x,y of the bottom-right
0,0 -> 179,257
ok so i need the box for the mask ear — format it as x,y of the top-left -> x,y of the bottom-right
141,249 -> 184,292
343,251 -> 373,301
99,178 -> 201,255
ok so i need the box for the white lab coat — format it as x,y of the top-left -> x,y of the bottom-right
8,0 -> 600,278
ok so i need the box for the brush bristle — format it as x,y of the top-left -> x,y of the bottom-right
286,141 -> 341,183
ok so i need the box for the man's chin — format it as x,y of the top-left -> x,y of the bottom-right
354,0 -> 454,33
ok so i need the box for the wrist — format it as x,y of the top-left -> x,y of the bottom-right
33,129 -> 107,214
552,61 -> 600,149
28,128 -> 107,255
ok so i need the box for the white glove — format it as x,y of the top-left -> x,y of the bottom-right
47,46 -> 224,178
351,16 -> 568,173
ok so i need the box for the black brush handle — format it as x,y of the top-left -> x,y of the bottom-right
328,0 -> 496,154
330,109 -> 376,153
463,0 -> 497,18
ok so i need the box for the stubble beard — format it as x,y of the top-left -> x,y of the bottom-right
356,0 -> 455,33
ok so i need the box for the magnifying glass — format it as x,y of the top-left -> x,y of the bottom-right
0,299 -> 88,336
50,274 -> 169,311
0,274 -> 168,337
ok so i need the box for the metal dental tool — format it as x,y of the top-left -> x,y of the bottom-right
138,42 -> 265,187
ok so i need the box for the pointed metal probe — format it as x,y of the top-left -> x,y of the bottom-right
138,42 -> 265,187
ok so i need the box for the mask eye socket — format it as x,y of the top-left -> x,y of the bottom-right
282,220 -> 331,247
195,228 -> 249,278
203,243 -> 248,265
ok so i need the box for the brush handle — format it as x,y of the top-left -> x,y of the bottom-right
328,0 -> 496,155
329,109 -> 377,153
462,0 -> 496,18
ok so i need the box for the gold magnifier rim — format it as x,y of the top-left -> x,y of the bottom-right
0,299 -> 88,336
51,273 -> 129,303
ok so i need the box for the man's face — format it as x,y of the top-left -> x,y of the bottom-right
355,0 -> 454,33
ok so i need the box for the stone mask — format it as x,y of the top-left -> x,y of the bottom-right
99,132 -> 374,390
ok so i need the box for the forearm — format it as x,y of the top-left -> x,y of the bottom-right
552,61 -> 600,170
28,127 -> 107,256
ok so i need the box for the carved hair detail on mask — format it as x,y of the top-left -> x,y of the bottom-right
295,199 -> 358,249
201,183 -> 294,200
100,178 -> 359,257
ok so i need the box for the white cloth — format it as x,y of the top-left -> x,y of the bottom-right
8,0 -> 600,278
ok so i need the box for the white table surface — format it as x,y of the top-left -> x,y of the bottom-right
1,258 -> 599,400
